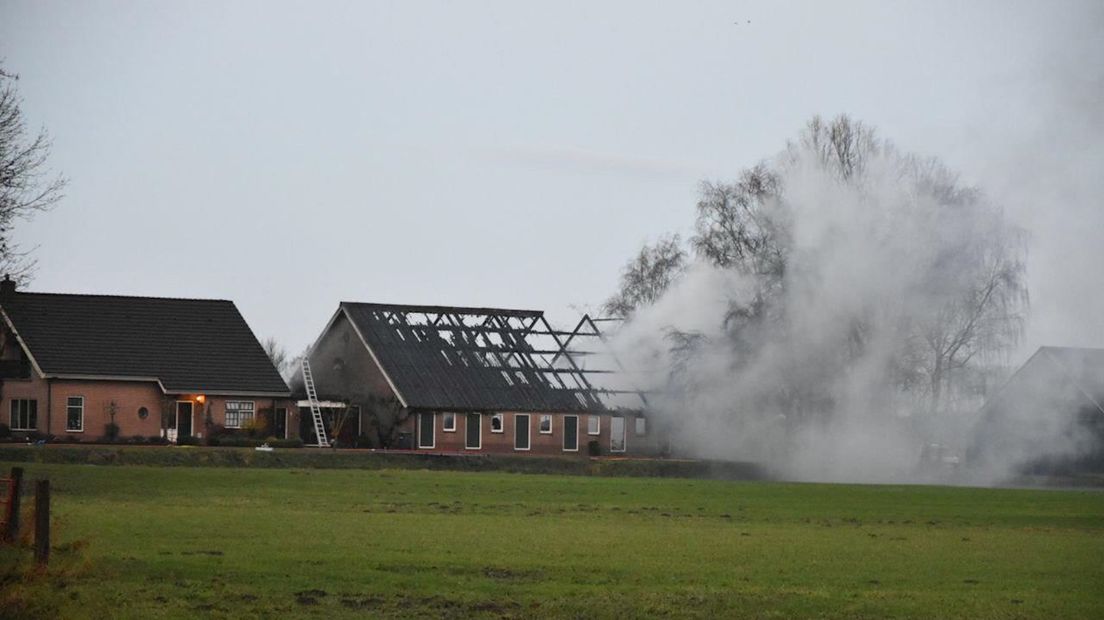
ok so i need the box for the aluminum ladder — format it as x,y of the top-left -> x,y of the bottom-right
301,358 -> 330,447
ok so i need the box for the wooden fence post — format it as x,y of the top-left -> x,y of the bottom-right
4,466 -> 22,543
34,479 -> 49,567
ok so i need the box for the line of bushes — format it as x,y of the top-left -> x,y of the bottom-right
0,444 -> 769,480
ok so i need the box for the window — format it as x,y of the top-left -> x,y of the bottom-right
418,413 -> 435,449
587,415 -> 600,435
443,412 -> 457,432
538,414 -> 552,434
490,413 -> 504,433
224,401 -> 255,429
514,414 -> 530,451
465,413 -> 481,450
634,417 -> 647,436
137,406 -> 149,420
9,399 -> 37,431
563,415 -> 579,452
66,396 -> 84,432
610,416 -> 626,453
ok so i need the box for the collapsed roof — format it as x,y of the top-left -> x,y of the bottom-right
337,302 -> 645,413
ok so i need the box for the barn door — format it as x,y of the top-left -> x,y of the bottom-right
465,413 -> 481,450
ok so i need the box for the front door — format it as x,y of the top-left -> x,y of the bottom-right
176,401 -> 194,440
273,408 -> 287,439
610,416 -> 626,453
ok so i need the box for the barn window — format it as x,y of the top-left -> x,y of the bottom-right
138,406 -> 149,420
443,412 -> 457,432
66,396 -> 84,432
490,413 -> 504,433
634,417 -> 647,436
225,401 -> 255,429
539,414 -> 552,434
587,415 -> 600,435
9,399 -> 37,431
418,413 -> 435,449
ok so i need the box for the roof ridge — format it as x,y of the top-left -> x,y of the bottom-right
11,291 -> 233,303
340,301 -> 545,316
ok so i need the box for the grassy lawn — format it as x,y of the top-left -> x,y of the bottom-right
2,462 -> 1102,619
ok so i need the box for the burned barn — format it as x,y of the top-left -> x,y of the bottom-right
969,346 -> 1104,476
297,302 -> 654,456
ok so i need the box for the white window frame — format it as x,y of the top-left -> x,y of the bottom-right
587,415 -> 601,435
464,413 -> 481,450
562,415 -> 579,452
514,413 -> 531,451
417,412 -> 436,449
610,416 -> 627,453
490,413 -> 504,433
66,396 -> 84,432
9,399 -> 37,431
538,414 -> 552,434
442,411 -> 457,432
634,416 -> 647,436
224,400 -> 256,429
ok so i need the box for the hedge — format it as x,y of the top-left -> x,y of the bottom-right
0,444 -> 769,480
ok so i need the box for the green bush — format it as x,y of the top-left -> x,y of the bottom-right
103,423 -> 120,442
148,435 -> 168,445
0,423 -> 10,438
176,436 -> 200,446
270,438 -> 304,449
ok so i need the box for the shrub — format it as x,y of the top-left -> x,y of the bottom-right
0,423 -> 10,438
271,438 -> 304,449
176,436 -> 200,446
103,422 -> 120,442
241,417 -> 267,438
354,434 -> 375,449
128,435 -> 146,445
588,440 -> 602,457
148,435 -> 169,445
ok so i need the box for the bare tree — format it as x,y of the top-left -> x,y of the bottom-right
0,65 -> 66,282
261,337 -> 289,376
603,234 -> 687,317
607,114 -> 1029,420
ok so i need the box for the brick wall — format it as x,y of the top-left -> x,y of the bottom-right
398,411 -> 659,457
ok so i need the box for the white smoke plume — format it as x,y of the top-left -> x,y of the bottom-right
607,119 -> 1046,484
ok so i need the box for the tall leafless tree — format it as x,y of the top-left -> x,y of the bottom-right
603,233 -> 687,317
0,66 -> 66,282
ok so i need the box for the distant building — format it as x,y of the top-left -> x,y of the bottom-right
0,277 -> 292,442
298,302 -> 656,456
969,346 -> 1104,475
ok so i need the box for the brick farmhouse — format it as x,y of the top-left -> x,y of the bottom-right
0,278 -> 293,442
299,302 -> 658,456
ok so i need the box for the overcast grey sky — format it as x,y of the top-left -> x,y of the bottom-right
1,0 -> 1101,358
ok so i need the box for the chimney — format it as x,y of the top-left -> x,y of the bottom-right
0,275 -> 16,301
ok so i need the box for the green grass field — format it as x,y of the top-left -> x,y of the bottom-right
2,462 -> 1103,619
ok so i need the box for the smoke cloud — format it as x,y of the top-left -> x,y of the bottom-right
605,121 -> 1064,485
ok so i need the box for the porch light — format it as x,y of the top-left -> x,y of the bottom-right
195,395 -> 206,404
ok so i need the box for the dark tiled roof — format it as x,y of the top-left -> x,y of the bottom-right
1,292 -> 289,395
340,302 -> 607,413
